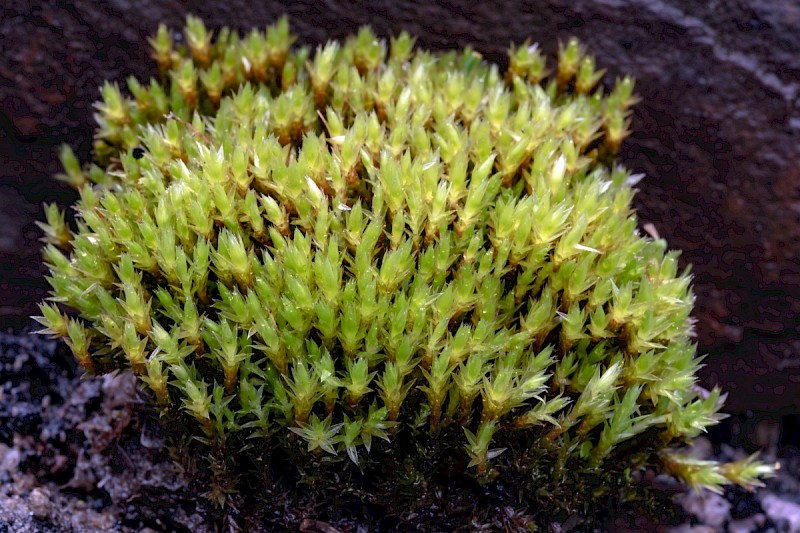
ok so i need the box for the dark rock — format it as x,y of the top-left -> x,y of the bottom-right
2,1 -> 798,412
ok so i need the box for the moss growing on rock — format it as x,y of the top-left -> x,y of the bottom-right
35,15 -> 771,523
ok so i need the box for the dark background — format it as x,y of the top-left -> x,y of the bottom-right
1,1 -> 798,413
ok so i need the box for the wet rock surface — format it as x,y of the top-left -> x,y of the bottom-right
1,0 -> 798,412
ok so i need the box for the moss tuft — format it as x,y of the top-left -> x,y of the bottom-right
35,15 -> 772,521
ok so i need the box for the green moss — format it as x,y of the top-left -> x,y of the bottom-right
35,15 -> 771,521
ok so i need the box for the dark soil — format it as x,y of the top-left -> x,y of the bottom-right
0,324 -> 204,533
1,321 -> 798,532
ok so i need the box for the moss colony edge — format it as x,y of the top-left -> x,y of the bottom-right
35,15 -> 771,520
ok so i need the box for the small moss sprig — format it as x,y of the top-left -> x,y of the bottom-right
36,16 -> 771,513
